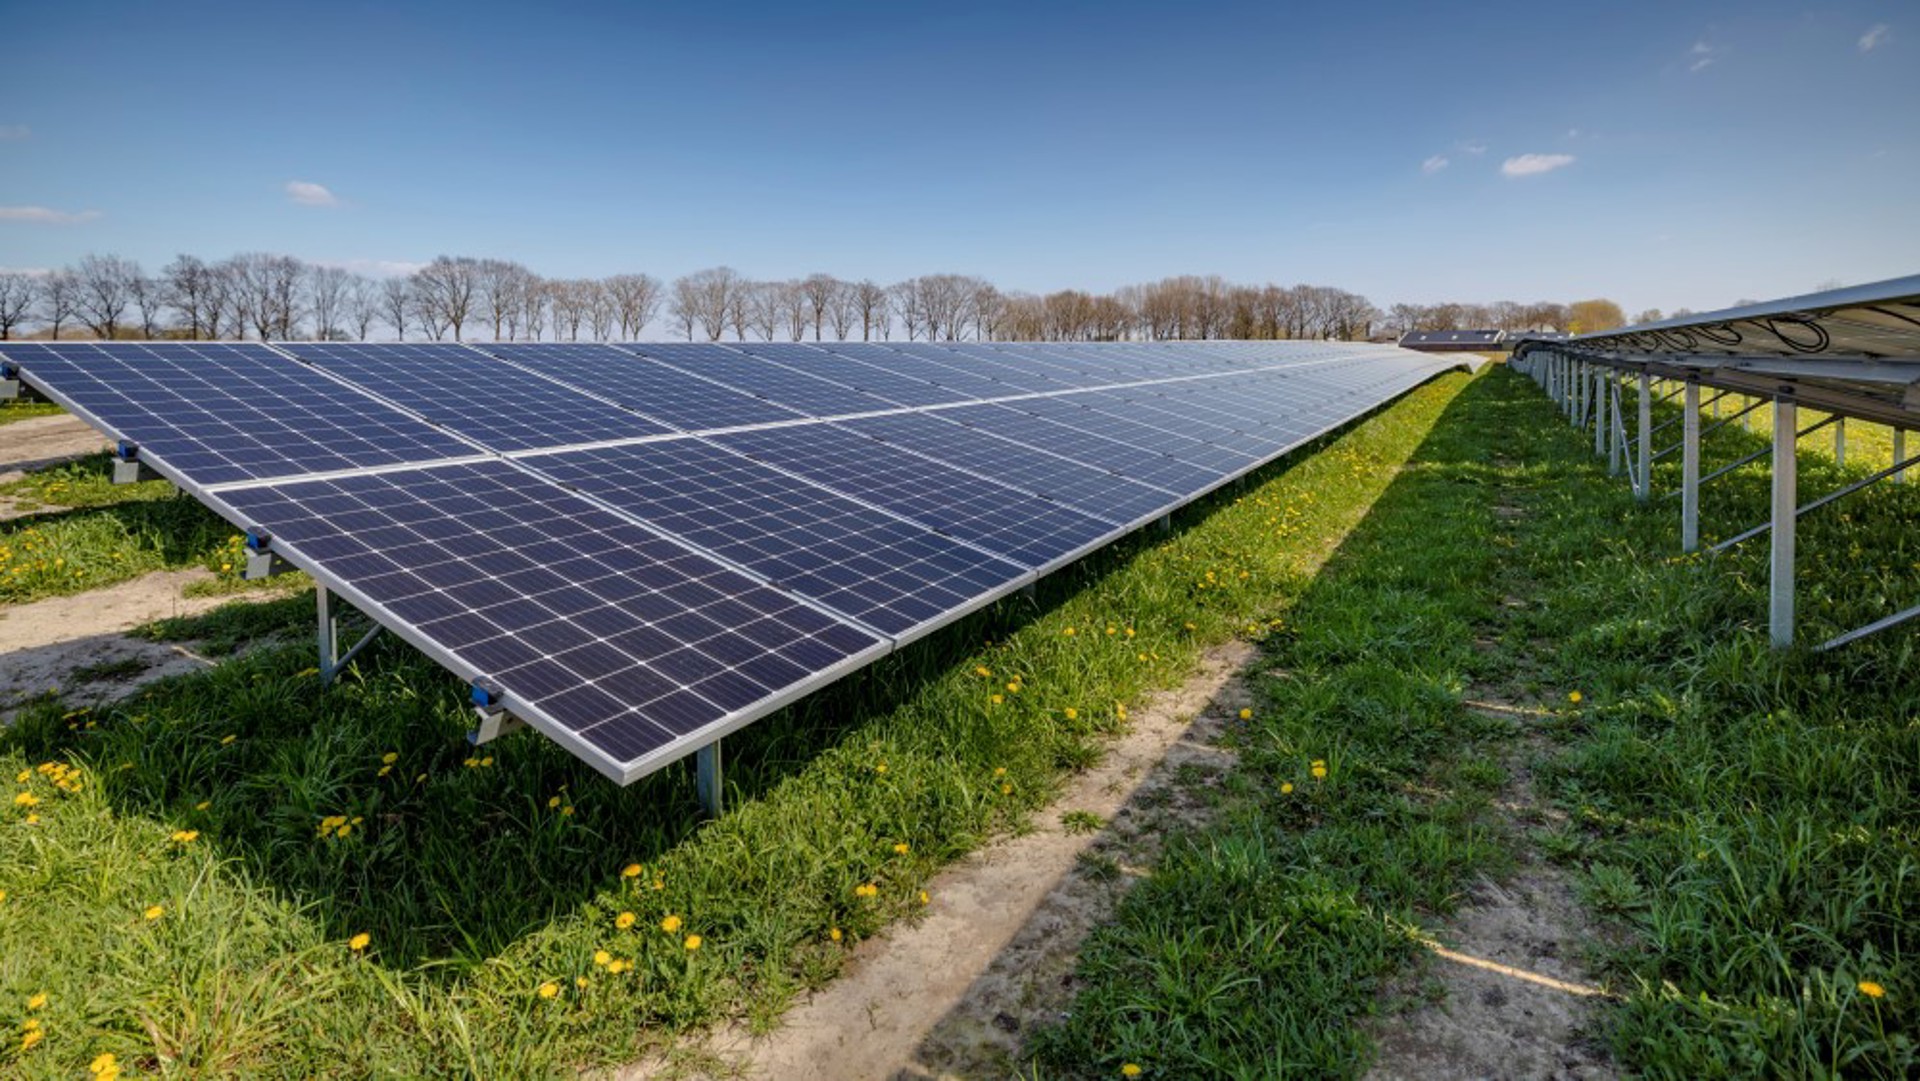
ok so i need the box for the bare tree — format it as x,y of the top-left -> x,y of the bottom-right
0,272 -> 40,340
852,279 -> 889,341
584,279 -> 617,341
671,267 -> 739,342
306,265 -> 355,341
39,270 -> 78,340
74,254 -> 141,338
518,279 -> 550,342
475,259 -> 536,340
346,276 -> 380,339
605,273 -> 663,340
412,256 -> 479,341
548,279 -> 591,341
743,280 -> 781,341
796,274 -> 842,341
827,279 -> 858,340
229,252 -> 304,339
380,276 -> 413,341
161,255 -> 219,339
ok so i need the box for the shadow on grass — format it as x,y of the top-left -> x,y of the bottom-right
0,404 -> 1403,978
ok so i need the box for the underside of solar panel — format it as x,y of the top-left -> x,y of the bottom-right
0,338 -> 1471,784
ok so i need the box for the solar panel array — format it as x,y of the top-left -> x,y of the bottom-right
0,338 -> 1467,783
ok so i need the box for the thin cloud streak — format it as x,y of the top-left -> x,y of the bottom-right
285,180 -> 340,206
1859,24 -> 1889,52
1421,155 -> 1449,175
0,206 -> 103,224
1501,153 -> 1575,178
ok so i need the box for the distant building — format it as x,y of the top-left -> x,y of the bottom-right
1398,329 -> 1504,352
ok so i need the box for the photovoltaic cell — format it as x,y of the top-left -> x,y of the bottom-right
935,402 -> 1224,494
839,410 -> 1176,526
213,459 -> 884,776
620,342 -> 899,417
712,422 -> 1120,570
478,342 -> 805,430
279,341 -> 671,451
524,440 -> 1029,639
726,342 -> 973,407
0,341 -> 459,484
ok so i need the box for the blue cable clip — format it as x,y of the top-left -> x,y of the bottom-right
245,527 -> 273,553
471,681 -> 501,709
116,440 -> 140,462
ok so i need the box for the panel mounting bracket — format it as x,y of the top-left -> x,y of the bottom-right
112,441 -> 162,484
242,526 -> 295,580
468,682 -> 527,744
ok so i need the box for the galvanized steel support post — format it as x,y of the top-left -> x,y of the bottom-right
696,740 -> 723,818
318,584 -> 339,687
1682,382 -> 1701,553
1897,429 -> 1909,483
1770,397 -> 1797,649
1834,418 -> 1846,468
1593,367 -> 1607,457
1636,372 -> 1652,501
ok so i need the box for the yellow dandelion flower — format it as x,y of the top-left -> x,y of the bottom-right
993,766 -> 1007,777
13,769 -> 27,783
989,694 -> 1004,705
1238,708 -> 1253,720
349,932 -> 371,951
538,981 -> 559,999
1063,626 -> 1076,636
893,842 -> 910,855
652,878 -> 664,891
381,752 -> 399,764
1000,783 -> 1013,795
1006,681 -> 1021,694
170,829 -> 200,844
918,890 -> 930,905
143,904 -> 164,920
576,975 -> 590,989
548,796 -> 562,809
684,934 -> 702,951
829,927 -> 843,942
1105,625 -> 1117,635
1859,980 -> 1886,999
1281,782 -> 1294,794
13,791 -> 38,807
21,1029 -> 44,1052
195,800 -> 211,810
336,823 -> 351,838
875,761 -> 889,773
855,883 -> 878,899
593,949 -> 612,966
220,734 -> 236,745
1311,765 -> 1327,779
479,756 -> 493,767
1568,691 -> 1583,704
27,992 -> 47,1010
615,911 -> 636,929
973,666 -> 992,678
1116,705 -> 1128,720
621,863 -> 642,879
660,914 -> 683,933
21,1018 -> 38,1032
1064,707 -> 1078,720
1122,1065 -> 1142,1078
607,959 -> 631,974
377,765 -> 392,778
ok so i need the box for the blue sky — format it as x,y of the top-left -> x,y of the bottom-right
1,0 -> 1913,318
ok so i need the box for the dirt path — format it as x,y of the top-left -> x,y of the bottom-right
626,641 -> 1256,1081
0,569 -> 243,713
0,412 -> 106,519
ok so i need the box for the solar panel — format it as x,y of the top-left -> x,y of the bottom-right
521,439 -> 1030,640
213,459 -> 885,779
620,342 -> 900,417
8,338 -> 1469,789
712,422 -> 1120,571
278,341 -> 673,451
0,341 -> 461,484
476,342 -> 806,431
839,410 -> 1177,526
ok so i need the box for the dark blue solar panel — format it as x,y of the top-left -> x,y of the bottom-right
620,343 -> 898,418
0,341 -> 459,484
936,403 -> 1224,494
888,343 -> 1065,393
712,423 -> 1120,570
477,342 -> 805,431
806,342 -> 1017,399
728,342 -> 973,407
525,440 -> 1028,639
213,459 -> 883,774
839,411 -> 1175,526
1017,394 -> 1257,473
279,342 -> 671,451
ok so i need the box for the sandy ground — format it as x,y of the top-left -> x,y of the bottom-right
0,413 -> 108,519
626,641 -> 1256,1081
0,569 -> 249,713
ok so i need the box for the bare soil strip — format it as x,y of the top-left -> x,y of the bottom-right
627,641 -> 1256,1081
0,413 -> 109,520
0,569 -> 235,713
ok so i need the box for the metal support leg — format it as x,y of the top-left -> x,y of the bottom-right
317,584 -> 339,687
1770,398 -> 1797,649
1609,380 -> 1625,476
1636,372 -> 1652,501
1682,383 -> 1700,553
696,740 -> 723,818
1897,429 -> 1909,483
1593,368 -> 1607,457
1155,514 -> 1171,533
1833,418 -> 1846,468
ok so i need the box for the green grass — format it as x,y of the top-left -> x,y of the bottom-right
0,454 -> 255,603
0,398 -> 64,425
0,372 -> 1472,1077
1029,366 -> 1918,1078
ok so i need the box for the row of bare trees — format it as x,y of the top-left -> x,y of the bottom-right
0,252 -> 1614,344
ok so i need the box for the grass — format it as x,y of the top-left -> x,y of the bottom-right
0,454 -> 259,604
0,398 -> 64,425
0,371 -> 1473,1077
1028,366 -> 1918,1078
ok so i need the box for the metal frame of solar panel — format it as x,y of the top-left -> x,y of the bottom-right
0,338 -> 1475,807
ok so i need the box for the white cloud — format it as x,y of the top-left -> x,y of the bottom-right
1859,24 -> 1889,52
0,266 -> 52,276
1689,41 -> 1723,72
1501,153 -> 1576,178
1421,155 -> 1449,175
0,205 -> 103,224
0,124 -> 28,140
285,180 -> 340,206
1459,140 -> 1487,156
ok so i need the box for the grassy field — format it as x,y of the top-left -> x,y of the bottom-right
0,372 -> 1473,1077
1028,367 -> 1918,1078
0,398 -> 65,425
